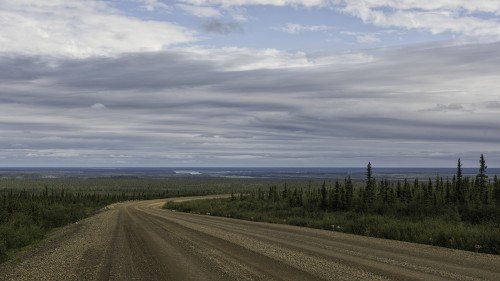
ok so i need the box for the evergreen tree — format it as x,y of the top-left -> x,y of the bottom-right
455,158 -> 464,203
365,162 -> 375,205
476,154 -> 489,204
340,183 -> 346,210
403,178 -> 411,202
320,181 -> 327,209
493,175 -> 500,205
345,176 -> 354,208
424,178 -> 432,201
366,162 -> 373,186
333,181 -> 340,210
282,181 -> 288,199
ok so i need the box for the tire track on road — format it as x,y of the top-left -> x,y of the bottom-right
2,198 -> 499,281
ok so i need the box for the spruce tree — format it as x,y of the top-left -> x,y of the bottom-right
282,181 -> 288,199
493,175 -> 500,204
365,162 -> 374,205
366,162 -> 373,186
455,158 -> 464,203
476,154 -> 488,204
320,181 -> 328,209
333,181 -> 340,210
344,176 -> 353,209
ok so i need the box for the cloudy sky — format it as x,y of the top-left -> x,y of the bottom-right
1,0 -> 500,167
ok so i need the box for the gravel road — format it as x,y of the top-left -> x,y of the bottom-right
2,197 -> 499,281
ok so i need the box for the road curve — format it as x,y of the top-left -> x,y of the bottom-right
2,197 -> 499,281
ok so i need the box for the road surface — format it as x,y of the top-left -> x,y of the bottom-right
1,197 -> 499,280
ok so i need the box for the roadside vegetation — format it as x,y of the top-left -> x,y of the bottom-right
165,155 -> 500,254
0,178 -> 270,262
3,155 -> 499,261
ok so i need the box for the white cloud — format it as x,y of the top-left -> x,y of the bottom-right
337,0 -> 500,41
177,4 -> 221,17
177,0 -> 500,42
0,0 -> 196,58
420,103 -> 467,112
277,22 -> 332,34
176,46 -> 315,70
179,0 -> 331,8
2,41 -> 500,166
356,33 -> 380,44
90,103 -> 107,110
26,150 -> 81,158
3,0 -> 500,166
337,1 -> 500,14
341,31 -> 381,44
227,7 -> 249,21
134,0 -> 170,11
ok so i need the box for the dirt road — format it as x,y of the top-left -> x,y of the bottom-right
2,197 -> 499,280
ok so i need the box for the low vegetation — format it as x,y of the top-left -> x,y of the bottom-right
0,178 -> 269,262
3,155 -> 499,261
165,155 -> 500,254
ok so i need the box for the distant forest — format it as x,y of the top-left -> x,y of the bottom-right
166,154 -> 500,254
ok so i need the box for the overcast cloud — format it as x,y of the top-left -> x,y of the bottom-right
0,0 -> 499,167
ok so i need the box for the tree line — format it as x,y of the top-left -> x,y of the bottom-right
251,155 -> 500,223
167,154 -> 500,254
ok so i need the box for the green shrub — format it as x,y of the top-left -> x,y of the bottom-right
164,197 -> 500,254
